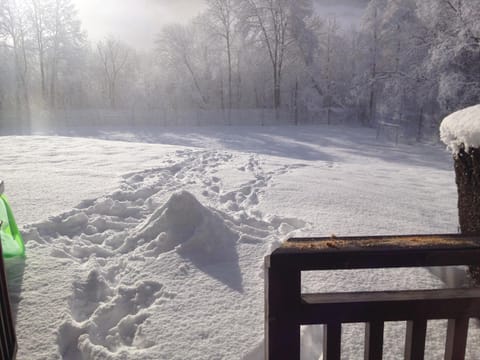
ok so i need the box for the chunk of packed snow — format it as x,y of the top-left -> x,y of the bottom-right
440,104 -> 480,154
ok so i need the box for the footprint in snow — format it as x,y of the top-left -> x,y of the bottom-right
58,274 -> 173,358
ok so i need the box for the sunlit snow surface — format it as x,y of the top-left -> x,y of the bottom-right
3,125 -> 479,359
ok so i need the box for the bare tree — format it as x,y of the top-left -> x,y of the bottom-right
0,0 -> 31,123
97,38 -> 132,109
27,0 -> 85,109
368,5 -> 379,126
323,16 -> 339,125
48,0 -> 85,108
157,24 -> 210,109
204,0 -> 237,115
30,0 -> 48,104
241,0 -> 291,109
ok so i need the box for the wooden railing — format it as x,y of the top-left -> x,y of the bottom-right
265,234 -> 480,360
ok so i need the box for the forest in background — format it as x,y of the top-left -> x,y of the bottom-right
0,0 -> 479,140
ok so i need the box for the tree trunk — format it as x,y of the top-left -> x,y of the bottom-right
109,80 -> 116,109
369,6 -> 378,127
226,35 -> 232,110
416,106 -> 424,142
454,147 -> 480,283
294,79 -> 298,126
273,68 -> 281,110
40,53 -> 47,104
274,85 -> 281,110
50,56 -> 57,109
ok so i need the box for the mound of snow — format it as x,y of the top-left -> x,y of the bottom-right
440,104 -> 480,153
125,190 -> 239,261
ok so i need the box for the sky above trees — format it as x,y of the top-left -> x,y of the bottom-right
73,0 -> 207,50
72,0 -> 368,50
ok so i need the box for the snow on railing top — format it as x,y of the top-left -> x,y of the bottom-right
440,104 -> 480,154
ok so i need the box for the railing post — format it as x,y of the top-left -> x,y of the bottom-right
441,107 -> 480,283
323,322 -> 341,360
265,256 -> 301,360
365,321 -> 384,360
405,319 -> 427,360
445,318 -> 469,360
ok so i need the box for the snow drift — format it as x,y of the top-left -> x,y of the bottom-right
122,190 -> 239,262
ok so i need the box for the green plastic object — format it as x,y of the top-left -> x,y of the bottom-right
0,194 -> 25,258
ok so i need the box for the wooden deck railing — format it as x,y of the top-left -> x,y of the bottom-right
265,234 -> 480,360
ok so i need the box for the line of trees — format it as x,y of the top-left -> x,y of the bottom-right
0,0 -> 479,138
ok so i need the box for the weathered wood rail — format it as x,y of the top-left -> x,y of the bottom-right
265,234 -> 480,360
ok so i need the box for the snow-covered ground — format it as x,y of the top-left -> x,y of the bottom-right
3,125 -> 478,359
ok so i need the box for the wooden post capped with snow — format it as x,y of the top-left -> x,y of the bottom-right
441,104 -> 480,281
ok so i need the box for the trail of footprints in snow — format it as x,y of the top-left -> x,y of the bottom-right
23,149 -> 309,357
207,154 -> 309,213
215,155 -> 264,210
24,149 -> 309,261
58,260 -> 176,357
23,149 -> 311,261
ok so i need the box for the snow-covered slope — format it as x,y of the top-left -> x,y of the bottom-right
3,125 -> 477,359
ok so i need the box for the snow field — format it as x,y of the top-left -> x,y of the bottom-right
12,142 -> 310,359
3,125 -> 479,359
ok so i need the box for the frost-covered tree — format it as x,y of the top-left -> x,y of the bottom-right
0,0 -> 31,123
157,23 -> 213,110
418,0 -> 480,115
376,0 -> 430,130
97,38 -> 135,109
358,0 -> 388,125
203,0 -> 238,113
353,0 -> 441,137
29,0 -> 85,108
30,0 -> 49,104
240,0 -> 292,109
238,0 -> 325,118
47,0 -> 85,108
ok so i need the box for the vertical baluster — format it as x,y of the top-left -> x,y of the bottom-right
405,319 -> 427,360
265,257 -> 301,360
444,318 -> 469,360
323,322 -> 342,360
365,321 -> 384,360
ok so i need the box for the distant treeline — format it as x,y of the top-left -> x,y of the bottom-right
0,0 -> 479,139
